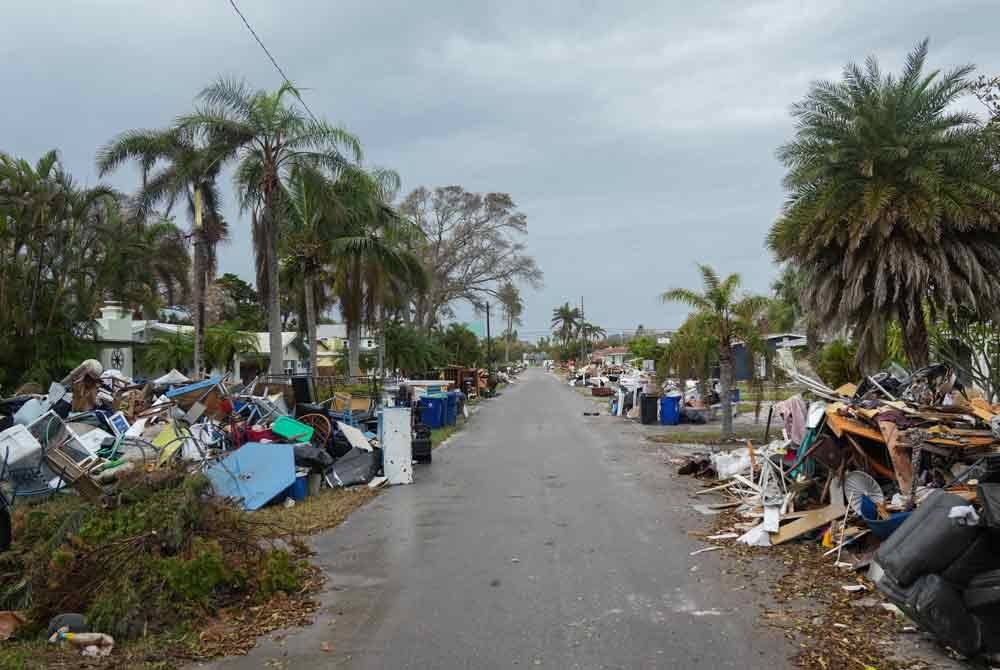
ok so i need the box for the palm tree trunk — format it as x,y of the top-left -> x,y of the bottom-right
504,314 -> 511,363
348,321 -> 361,377
265,206 -> 283,376
901,306 -> 930,369
193,187 -> 205,378
719,345 -> 734,439
304,273 -> 318,380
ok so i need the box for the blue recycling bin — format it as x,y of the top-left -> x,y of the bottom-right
731,388 -> 741,402
419,393 -> 446,429
445,391 -> 459,426
660,395 -> 681,426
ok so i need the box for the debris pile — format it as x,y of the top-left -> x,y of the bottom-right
679,361 -> 1000,661
0,360 -> 460,660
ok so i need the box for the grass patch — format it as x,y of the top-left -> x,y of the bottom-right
253,486 -> 378,536
431,421 -> 462,448
647,427 -> 763,446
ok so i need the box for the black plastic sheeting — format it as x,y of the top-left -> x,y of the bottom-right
293,444 -> 335,472
878,573 -> 983,657
875,490 -> 978,587
965,569 -> 1000,613
941,534 -> 1000,588
977,483 -> 1000,529
329,447 -> 380,487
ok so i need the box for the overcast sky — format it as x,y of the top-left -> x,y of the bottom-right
3,1 -> 999,339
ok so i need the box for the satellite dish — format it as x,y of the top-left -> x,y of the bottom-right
844,470 -> 883,515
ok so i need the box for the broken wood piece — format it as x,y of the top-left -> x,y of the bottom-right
690,546 -> 722,556
771,503 -> 846,545
825,410 -> 885,443
706,533 -> 740,541
693,481 -> 738,496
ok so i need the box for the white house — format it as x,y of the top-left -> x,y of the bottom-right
93,303 -> 377,381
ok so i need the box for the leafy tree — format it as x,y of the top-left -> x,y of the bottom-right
627,335 -> 663,363
215,273 -> 266,331
440,323 -> 482,367
141,330 -> 195,374
97,125 -> 229,378
497,282 -> 523,363
662,265 -> 768,439
551,303 -> 581,347
769,40 -> 1000,371
384,320 -> 445,374
0,150 -> 189,387
181,78 -> 362,375
817,339 -> 860,389
398,186 -> 543,329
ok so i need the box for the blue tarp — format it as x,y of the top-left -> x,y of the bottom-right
164,376 -> 224,399
204,442 -> 295,510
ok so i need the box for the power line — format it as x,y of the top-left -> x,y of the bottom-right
226,0 -> 321,124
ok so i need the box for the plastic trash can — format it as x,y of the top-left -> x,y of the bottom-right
419,394 -> 445,429
445,392 -> 459,426
640,394 -> 659,425
731,388 -> 741,402
659,396 -> 681,426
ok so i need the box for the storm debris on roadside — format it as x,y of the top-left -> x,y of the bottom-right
679,360 -> 1000,664
0,362 -> 473,662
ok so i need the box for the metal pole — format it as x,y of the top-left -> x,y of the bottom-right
485,303 -> 492,373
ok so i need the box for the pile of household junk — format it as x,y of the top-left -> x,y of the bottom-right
0,360 -> 436,549
678,350 -> 1000,660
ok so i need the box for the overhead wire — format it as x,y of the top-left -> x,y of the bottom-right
226,0 -> 321,124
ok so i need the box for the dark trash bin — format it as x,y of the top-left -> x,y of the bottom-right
640,393 -> 659,425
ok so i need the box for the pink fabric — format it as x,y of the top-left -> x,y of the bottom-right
774,395 -> 807,446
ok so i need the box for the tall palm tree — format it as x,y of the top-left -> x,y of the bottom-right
180,78 -> 362,375
768,40 -> 1000,370
578,321 -> 606,358
281,163 -> 342,377
551,303 -> 581,347
497,282 -> 523,363
97,126 -> 228,378
329,167 -> 427,377
662,264 -> 768,439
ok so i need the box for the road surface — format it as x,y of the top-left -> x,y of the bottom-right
199,369 -> 790,669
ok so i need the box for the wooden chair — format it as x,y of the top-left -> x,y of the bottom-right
298,413 -> 332,447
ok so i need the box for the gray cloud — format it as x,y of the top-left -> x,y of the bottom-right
3,0 -> 999,338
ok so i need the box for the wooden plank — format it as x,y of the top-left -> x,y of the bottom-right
971,398 -> 996,424
835,383 -> 858,397
825,410 -> 884,443
771,504 -> 846,545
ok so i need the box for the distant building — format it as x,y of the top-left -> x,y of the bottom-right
591,346 -> 629,366
93,302 -> 376,381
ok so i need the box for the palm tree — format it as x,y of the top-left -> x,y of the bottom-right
97,125 -> 228,378
768,40 -> 1000,370
180,78 -> 362,376
662,265 -> 768,439
204,323 -> 261,374
281,163 -> 341,377
497,282 -> 523,363
551,303 -> 581,347
142,329 -> 195,375
329,168 -> 427,377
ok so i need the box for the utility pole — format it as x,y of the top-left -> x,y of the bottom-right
485,303 -> 493,372
579,296 -> 585,365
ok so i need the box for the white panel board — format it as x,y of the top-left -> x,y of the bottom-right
380,407 -> 413,485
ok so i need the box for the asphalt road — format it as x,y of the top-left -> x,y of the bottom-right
198,369 -> 790,669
